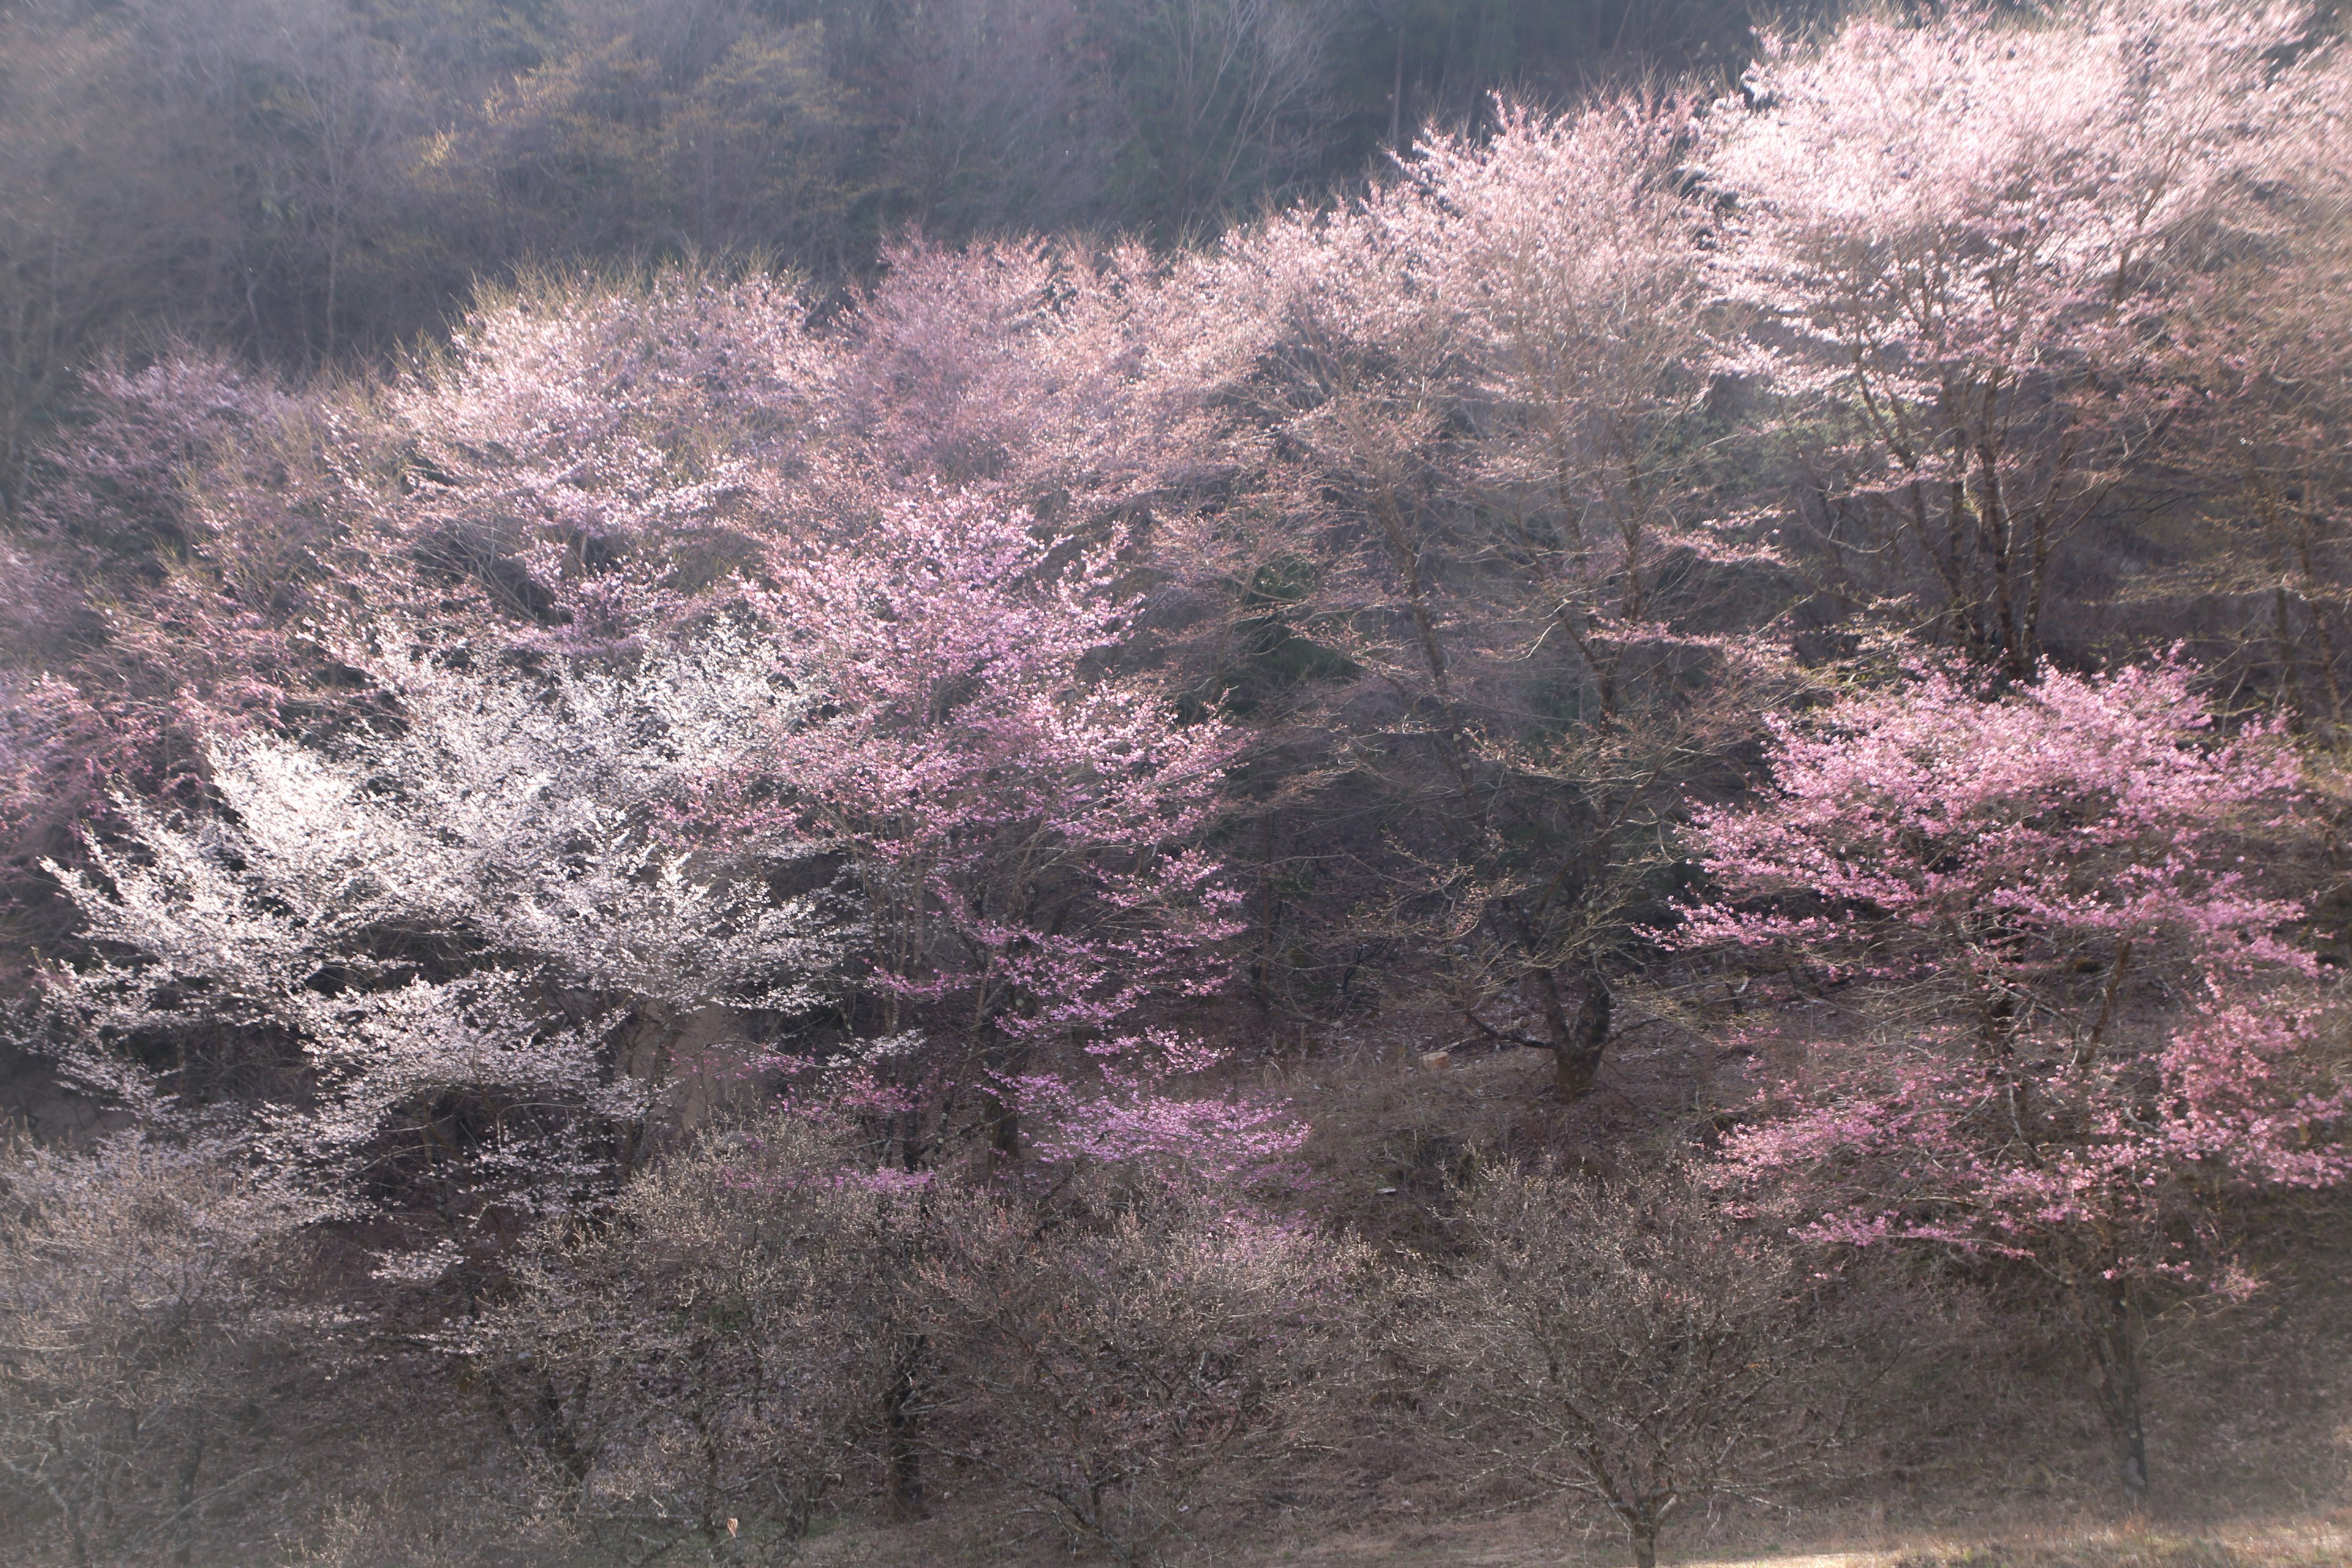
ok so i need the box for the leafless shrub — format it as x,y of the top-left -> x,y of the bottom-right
478,1110 -> 971,1566
921,1180 -> 1365,1565
0,1131 -> 315,1567
1405,1159 -> 1853,1568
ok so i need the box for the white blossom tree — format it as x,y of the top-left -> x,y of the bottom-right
37,628 -> 848,1242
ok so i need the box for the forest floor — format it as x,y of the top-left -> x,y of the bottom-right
798,1507 -> 2352,1567
1236,1512 -> 2352,1567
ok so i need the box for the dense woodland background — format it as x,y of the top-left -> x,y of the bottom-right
4,1 -> 2352,1566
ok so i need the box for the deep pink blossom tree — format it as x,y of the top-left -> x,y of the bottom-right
1681,661 -> 2348,1501
696,491 -> 1286,1176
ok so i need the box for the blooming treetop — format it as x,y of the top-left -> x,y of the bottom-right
1700,0 -> 2335,676
1708,1 -> 2315,394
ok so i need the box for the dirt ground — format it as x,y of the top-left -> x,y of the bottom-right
796,1506 -> 2352,1568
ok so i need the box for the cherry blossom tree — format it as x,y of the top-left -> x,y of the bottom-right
813,235 -> 1247,527
35,629 -> 843,1248
699,492 -> 1275,1174
20,309 -> 1295,1227
309,247 -> 1245,650
1679,660 -> 2349,1500
1701,0 -> 2335,679
1170,91 -> 1787,1093
1,350 -> 332,984
344,267 -> 821,649
2153,48 -> 2352,739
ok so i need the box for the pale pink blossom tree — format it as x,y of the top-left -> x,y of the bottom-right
1166,91 -> 1789,1093
345,267 -> 821,648
2154,46 -> 2352,737
1679,661 -> 2348,1500
816,237 -> 1242,521
1702,0 -> 2335,679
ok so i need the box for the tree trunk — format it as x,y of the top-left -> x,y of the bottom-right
1630,1523 -> 1659,1568
1549,968 -> 1612,1101
170,1428 -> 205,1566
2081,1277 -> 2151,1505
1252,811 -> 1278,1014
884,1333 -> 927,1516
979,1035 -> 1027,1169
987,1096 -> 1020,1163
2116,1395 -> 2150,1506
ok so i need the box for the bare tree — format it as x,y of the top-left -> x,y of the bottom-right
481,1110 -> 972,1565
1408,1161 -> 1847,1568
0,1133 -> 315,1567
921,1180 -> 1362,1565
860,0 -> 1117,238
1099,0 -> 1333,235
